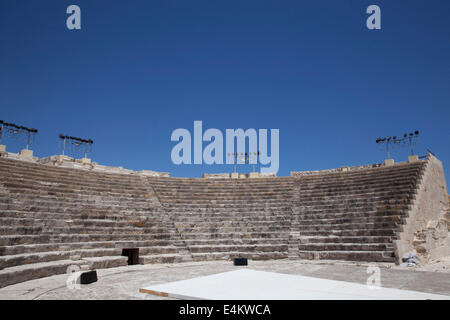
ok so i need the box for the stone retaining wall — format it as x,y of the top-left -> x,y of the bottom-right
394,154 -> 450,263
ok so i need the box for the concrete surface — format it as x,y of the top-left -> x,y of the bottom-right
140,269 -> 450,300
0,259 -> 449,300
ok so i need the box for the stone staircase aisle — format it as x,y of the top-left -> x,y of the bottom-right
139,176 -> 193,264
150,177 -> 294,262
288,183 -> 301,259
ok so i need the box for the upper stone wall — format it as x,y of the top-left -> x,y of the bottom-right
0,152 -> 170,177
291,163 -> 386,176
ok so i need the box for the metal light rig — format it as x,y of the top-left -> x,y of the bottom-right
0,120 -> 38,149
227,151 -> 261,173
376,130 -> 420,159
59,134 -> 93,159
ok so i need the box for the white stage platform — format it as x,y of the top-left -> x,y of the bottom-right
140,269 -> 450,300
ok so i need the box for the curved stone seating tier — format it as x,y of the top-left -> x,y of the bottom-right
0,156 -> 446,289
289,161 -> 427,263
0,158 -> 190,288
146,176 -> 294,263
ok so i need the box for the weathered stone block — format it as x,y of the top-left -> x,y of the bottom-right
79,157 -> 91,164
202,173 -> 230,179
249,172 -> 259,178
19,149 -> 33,157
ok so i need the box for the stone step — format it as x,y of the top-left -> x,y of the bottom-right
177,226 -> 291,233
0,226 -> 44,236
0,233 -> 180,246
296,243 -> 393,252
0,159 -> 139,178
0,259 -> 86,289
0,256 -> 127,289
177,221 -> 291,228
170,212 -> 292,217
0,168 -> 146,185
82,256 -> 128,269
293,222 -> 399,232
0,193 -> 152,204
158,197 -> 293,202
295,176 -> 420,191
191,252 -> 288,261
296,229 -> 397,237
0,210 -> 168,222
294,215 -> 404,225
296,183 -> 419,196
297,236 -> 393,244
296,163 -> 423,176
139,254 -> 190,264
0,175 -> 142,189
0,241 -> 112,255
152,183 -> 293,189
0,226 -> 175,236
0,205 -> 164,217
138,246 -> 180,255
297,208 -> 406,217
297,250 -> 396,262
295,197 -> 414,208
291,211 -> 407,220
182,238 -> 288,246
165,204 -> 292,209
293,165 -> 423,183
188,244 -> 288,253
180,232 -> 289,240
0,217 -> 171,228
173,216 -> 291,222
0,248 -> 124,270
295,203 -> 411,211
0,240 -> 174,255
0,206 -> 291,218
156,189 -> 293,195
0,176 -> 293,195
0,203 -> 157,214
0,182 -> 149,198
293,191 -> 416,202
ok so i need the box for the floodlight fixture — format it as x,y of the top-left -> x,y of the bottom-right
227,150 -> 263,174
376,130 -> 420,158
0,121 -> 38,149
59,134 -> 94,158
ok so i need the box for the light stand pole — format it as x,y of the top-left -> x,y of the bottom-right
0,121 -> 38,151
376,130 -> 420,159
59,134 -> 93,159
0,121 -> 3,145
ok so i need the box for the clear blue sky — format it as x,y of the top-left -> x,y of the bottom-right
1,1 -> 449,184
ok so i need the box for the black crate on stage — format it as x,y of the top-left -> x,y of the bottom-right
80,270 -> 98,285
233,258 -> 248,266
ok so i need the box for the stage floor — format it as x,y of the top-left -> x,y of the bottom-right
3,259 -> 450,300
140,269 -> 450,300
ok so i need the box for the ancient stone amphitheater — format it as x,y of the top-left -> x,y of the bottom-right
0,151 -> 449,288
